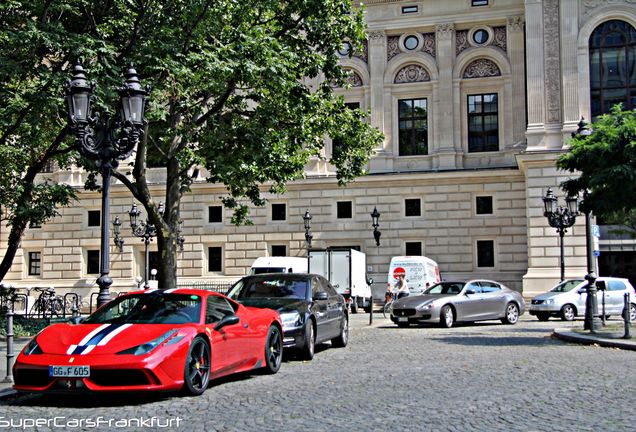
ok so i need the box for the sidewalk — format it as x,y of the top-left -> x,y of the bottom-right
552,327 -> 636,350
0,337 -> 29,398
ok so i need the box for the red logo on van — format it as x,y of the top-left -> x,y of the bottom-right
392,267 -> 406,280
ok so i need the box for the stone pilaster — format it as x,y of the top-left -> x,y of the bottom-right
435,23 -> 460,169
524,0 -> 546,149
507,15 -> 527,147
560,0 -> 582,136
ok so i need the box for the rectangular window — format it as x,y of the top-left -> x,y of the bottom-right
332,102 -> 361,159
476,196 -> 493,215
28,252 -> 41,276
208,247 -> 223,272
208,205 -> 223,223
405,242 -> 422,256
398,98 -> 428,156
271,245 -> 287,257
402,5 -> 418,14
88,210 -> 101,227
149,251 -> 160,277
468,94 -> 498,153
337,201 -> 353,219
271,203 -> 286,221
472,0 -> 489,6
405,198 -> 421,217
477,240 -> 495,268
87,250 -> 100,274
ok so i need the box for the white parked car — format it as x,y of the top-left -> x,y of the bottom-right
529,277 -> 636,321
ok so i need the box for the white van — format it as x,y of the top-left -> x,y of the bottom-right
387,256 -> 440,295
248,256 -> 308,275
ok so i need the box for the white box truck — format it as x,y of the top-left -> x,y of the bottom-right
248,257 -> 308,275
387,256 -> 441,296
308,248 -> 372,313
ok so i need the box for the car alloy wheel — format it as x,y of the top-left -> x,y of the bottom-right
441,305 -> 454,328
332,316 -> 349,348
625,303 -> 636,322
561,304 -> 576,321
264,325 -> 282,374
502,303 -> 519,325
183,336 -> 211,396
301,321 -> 315,360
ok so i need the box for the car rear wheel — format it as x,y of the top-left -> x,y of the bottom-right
624,303 -> 636,321
351,298 -> 358,314
502,303 -> 520,325
263,325 -> 283,374
300,321 -> 315,360
536,313 -> 550,321
183,336 -> 211,396
331,316 -> 349,348
560,304 -> 576,321
440,305 -> 454,328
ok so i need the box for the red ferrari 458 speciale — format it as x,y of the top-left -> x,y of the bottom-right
13,288 -> 283,395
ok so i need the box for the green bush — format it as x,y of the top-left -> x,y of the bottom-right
0,315 -> 50,338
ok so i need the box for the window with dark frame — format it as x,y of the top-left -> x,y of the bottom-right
398,98 -> 428,156
149,251 -> 160,276
405,242 -> 422,256
477,240 -> 495,268
476,196 -> 494,215
88,210 -> 101,227
472,0 -> 489,6
467,93 -> 498,153
271,245 -> 287,257
405,198 -> 421,217
28,252 -> 41,276
208,205 -> 223,223
402,5 -> 418,14
589,20 -> 636,118
332,102 -> 361,159
271,203 -> 286,221
87,250 -> 100,274
337,201 -> 353,219
208,247 -> 223,272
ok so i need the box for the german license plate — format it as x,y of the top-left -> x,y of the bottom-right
49,365 -> 90,378
398,317 -> 408,322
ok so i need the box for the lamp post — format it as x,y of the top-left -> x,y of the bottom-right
112,216 -> 124,252
66,62 -> 148,307
542,188 -> 579,281
303,210 -> 313,249
371,207 -> 381,246
571,117 -> 602,332
129,202 -> 163,289
176,220 -> 186,252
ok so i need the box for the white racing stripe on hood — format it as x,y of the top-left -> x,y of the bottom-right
97,323 -> 132,346
77,324 -> 111,346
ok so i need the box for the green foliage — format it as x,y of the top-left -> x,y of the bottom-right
558,105 -> 636,219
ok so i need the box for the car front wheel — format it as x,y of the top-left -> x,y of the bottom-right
440,305 -> 454,328
300,321 -> 315,360
502,303 -> 520,325
331,316 -> 349,348
560,304 -> 576,321
183,336 -> 211,396
536,312 -> 550,321
624,303 -> 636,321
263,325 -> 283,374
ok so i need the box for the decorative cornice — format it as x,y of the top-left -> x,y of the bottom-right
368,31 -> 385,42
507,15 -> 525,32
583,0 -> 636,11
394,65 -> 431,83
436,23 -> 455,40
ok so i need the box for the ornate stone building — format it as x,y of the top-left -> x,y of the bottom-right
2,0 -> 635,301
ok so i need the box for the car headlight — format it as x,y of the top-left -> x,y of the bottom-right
117,329 -> 179,356
544,299 -> 554,305
418,302 -> 433,311
280,312 -> 302,331
23,337 -> 43,355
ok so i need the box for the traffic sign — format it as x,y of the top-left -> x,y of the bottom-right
592,224 -> 600,238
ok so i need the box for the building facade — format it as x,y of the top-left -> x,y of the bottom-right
2,0 -> 636,301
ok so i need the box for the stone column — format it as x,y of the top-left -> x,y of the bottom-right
542,0 -> 563,150
560,0 -> 582,136
507,15 -> 526,147
367,30 -> 392,172
524,0 -> 546,149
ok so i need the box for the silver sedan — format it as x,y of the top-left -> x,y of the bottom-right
389,280 -> 525,328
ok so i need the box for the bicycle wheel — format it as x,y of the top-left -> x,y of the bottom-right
50,297 -> 64,317
28,298 -> 44,318
383,301 -> 393,319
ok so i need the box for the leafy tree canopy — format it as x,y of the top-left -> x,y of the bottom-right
558,105 -> 636,221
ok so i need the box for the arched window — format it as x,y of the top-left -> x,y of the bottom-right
589,20 -> 636,118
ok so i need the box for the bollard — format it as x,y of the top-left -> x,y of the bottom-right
3,307 -> 14,383
624,293 -> 631,339
601,290 -> 606,325
369,296 -> 373,325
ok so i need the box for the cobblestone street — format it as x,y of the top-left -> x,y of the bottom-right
1,314 -> 634,431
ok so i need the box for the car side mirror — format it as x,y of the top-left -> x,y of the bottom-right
577,288 -> 587,295
214,315 -> 240,331
313,292 -> 329,301
596,281 -> 607,291
367,278 -> 374,285
465,289 -> 475,295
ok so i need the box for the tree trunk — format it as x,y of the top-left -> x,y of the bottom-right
0,222 -> 28,285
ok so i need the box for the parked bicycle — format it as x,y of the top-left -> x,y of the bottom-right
28,287 -> 65,319
383,290 -> 395,319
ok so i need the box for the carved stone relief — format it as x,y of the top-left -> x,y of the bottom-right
387,34 -> 436,61
422,33 -> 436,58
394,64 -> 431,83
436,23 -> 455,40
583,0 -> 636,11
347,71 -> 364,87
456,30 -> 470,55
462,59 -> 501,79
493,26 -> 507,52
353,40 -> 368,63
387,36 -> 401,61
507,15 -> 525,32
543,0 -> 562,123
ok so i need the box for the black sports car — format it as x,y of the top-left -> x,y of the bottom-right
227,273 -> 348,360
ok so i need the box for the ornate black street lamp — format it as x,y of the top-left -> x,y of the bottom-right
66,62 -> 148,307
303,210 -> 313,249
112,216 -> 124,252
371,207 -> 381,246
176,220 -> 186,252
572,117 -> 601,332
542,188 -> 579,281
129,202 -> 163,289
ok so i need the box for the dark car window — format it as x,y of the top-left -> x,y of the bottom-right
318,276 -> 338,296
84,293 -> 201,324
480,281 -> 501,293
551,279 -> 585,293
465,283 -> 482,294
227,276 -> 309,300
425,282 -> 465,294
206,296 -> 236,324
311,277 -> 322,297
607,280 -> 626,291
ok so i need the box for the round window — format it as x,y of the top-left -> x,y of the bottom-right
338,42 -> 352,56
472,29 -> 489,45
404,35 -> 419,50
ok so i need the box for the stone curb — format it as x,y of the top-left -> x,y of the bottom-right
552,328 -> 636,351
